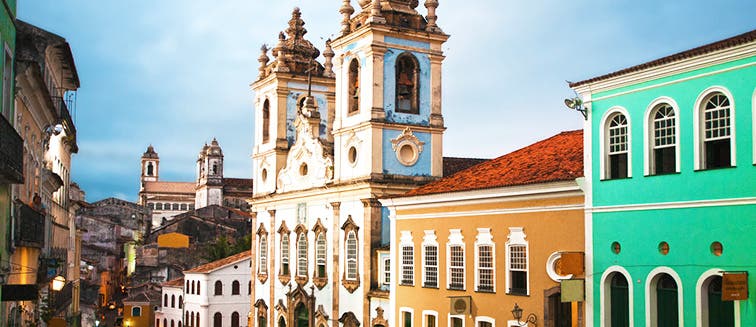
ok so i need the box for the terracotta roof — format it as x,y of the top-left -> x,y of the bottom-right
162,277 -> 184,288
223,178 -> 254,188
143,181 -> 195,194
405,130 -> 583,196
570,29 -> 756,88
443,157 -> 490,177
184,250 -> 250,274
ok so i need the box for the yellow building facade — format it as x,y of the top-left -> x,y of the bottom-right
383,130 -> 586,327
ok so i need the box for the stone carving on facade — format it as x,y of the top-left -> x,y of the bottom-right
391,127 -> 425,166
371,307 -> 389,327
314,304 -> 330,327
339,311 -> 361,327
276,113 -> 334,193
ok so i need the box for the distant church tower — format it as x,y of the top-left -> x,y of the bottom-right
251,8 -> 336,196
140,145 -> 159,194
195,138 -> 224,208
330,0 -> 448,182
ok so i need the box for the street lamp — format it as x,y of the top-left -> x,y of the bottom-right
564,97 -> 587,120
51,275 -> 66,291
511,303 -> 537,326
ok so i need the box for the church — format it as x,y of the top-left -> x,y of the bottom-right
138,140 -> 254,228
248,1 -> 456,327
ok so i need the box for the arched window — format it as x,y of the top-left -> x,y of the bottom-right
196,281 -> 200,295
259,235 -> 268,275
147,162 -> 154,176
281,233 -> 290,275
649,103 -> 677,175
232,280 -> 240,295
297,233 -> 308,277
262,99 -> 270,143
346,231 -> 358,280
171,294 -> 176,308
395,53 -> 419,114
196,313 -> 200,327
214,280 -> 223,295
164,318 -> 168,327
348,58 -> 360,114
191,281 -> 195,294
179,322 -> 182,327
315,233 -> 327,278
164,294 -> 168,306
132,306 -> 142,317
278,317 -> 287,327
178,295 -> 183,309
213,312 -> 222,327
701,275 -> 734,327
231,312 -> 240,327
650,273 -> 679,327
190,313 -> 194,327
186,312 -> 190,326
185,280 -> 189,293
171,320 -> 175,327
248,281 -> 251,295
699,92 -> 733,169
157,203 -> 163,210
606,112 -> 629,179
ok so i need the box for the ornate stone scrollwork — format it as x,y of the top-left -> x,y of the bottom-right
391,127 -> 425,166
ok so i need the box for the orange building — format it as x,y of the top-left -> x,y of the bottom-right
382,130 -> 586,327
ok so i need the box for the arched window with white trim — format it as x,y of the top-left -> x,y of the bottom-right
259,235 -> 268,275
348,58 -> 360,114
315,233 -> 327,278
698,91 -> 734,169
422,230 -> 438,288
699,272 -> 735,327
649,102 -> 677,175
447,229 -> 465,290
647,269 -> 683,327
297,233 -> 308,277
606,112 -> 629,179
475,228 -> 495,292
606,272 -> 630,327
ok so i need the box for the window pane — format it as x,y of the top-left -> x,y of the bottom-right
402,246 -> 414,284
478,245 -> 493,291
424,245 -> 438,287
449,245 -> 464,289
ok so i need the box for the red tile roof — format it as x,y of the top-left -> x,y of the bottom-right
184,250 -> 250,274
143,181 -> 195,194
223,178 -> 254,188
162,277 -> 184,288
570,29 -> 756,87
405,130 -> 583,196
443,157 -> 490,177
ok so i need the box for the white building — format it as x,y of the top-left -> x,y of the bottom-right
183,251 -> 252,327
155,278 -> 185,327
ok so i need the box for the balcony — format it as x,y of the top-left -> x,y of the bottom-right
0,113 -> 23,184
14,201 -> 46,248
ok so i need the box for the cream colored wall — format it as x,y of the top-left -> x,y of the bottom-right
394,194 -> 585,326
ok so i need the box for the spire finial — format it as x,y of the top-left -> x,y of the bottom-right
323,39 -> 335,78
339,0 -> 355,35
366,0 -> 386,24
425,0 -> 441,32
258,44 -> 270,79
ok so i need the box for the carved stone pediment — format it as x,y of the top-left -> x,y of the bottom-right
277,114 -> 334,193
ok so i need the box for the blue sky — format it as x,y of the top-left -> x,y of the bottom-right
18,1 -> 756,202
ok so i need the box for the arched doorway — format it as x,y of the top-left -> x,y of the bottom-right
295,303 -> 309,327
214,312 -> 222,327
610,273 -> 630,327
278,316 -> 287,327
704,275 -> 734,327
656,273 -> 679,326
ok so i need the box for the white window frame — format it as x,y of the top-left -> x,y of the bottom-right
600,266 -> 634,327
422,310 -> 438,327
446,229 -> 465,290
281,233 -> 290,275
695,268 -> 741,327
693,86 -> 736,170
297,233 -> 307,277
645,267 -> 684,327
643,97 -> 681,175
315,233 -> 327,278
448,315 -> 465,327
259,235 -> 268,275
505,227 -> 529,295
400,231 -> 414,285
345,231 -> 358,280
400,307 -> 414,327
475,316 -> 495,327
380,255 -> 391,287
753,88 -> 756,165
421,230 -> 439,288
474,228 -> 495,292
599,107 -> 632,179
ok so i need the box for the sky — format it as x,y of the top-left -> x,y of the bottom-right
17,0 -> 756,202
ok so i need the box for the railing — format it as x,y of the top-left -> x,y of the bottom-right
0,113 -> 23,183
14,201 -> 45,248
52,281 -> 73,314
52,96 -> 77,136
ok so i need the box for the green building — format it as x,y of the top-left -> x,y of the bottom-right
0,0 -> 19,323
571,30 -> 755,326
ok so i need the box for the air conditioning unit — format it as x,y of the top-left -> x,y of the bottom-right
449,296 -> 471,315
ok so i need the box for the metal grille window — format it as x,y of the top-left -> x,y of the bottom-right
297,233 -> 307,277
509,244 -> 527,294
448,245 -> 465,290
316,233 -> 327,278
259,236 -> 267,274
346,231 -> 358,280
477,245 -> 494,292
281,234 -> 290,275
401,245 -> 414,285
423,245 -> 438,287
608,113 -> 629,179
702,93 -> 732,168
652,104 -> 676,174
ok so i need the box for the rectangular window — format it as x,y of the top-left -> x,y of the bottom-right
425,314 -> 436,327
383,258 -> 391,286
449,245 -> 464,290
424,245 -> 438,288
281,234 -> 290,275
477,245 -> 494,292
403,311 -> 413,327
451,317 -> 463,327
401,245 -> 414,285
509,245 -> 527,295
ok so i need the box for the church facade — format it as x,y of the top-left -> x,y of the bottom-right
138,140 -> 253,228
248,2 -> 448,327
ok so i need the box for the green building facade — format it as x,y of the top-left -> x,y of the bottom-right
571,30 -> 755,326
0,0 -> 18,324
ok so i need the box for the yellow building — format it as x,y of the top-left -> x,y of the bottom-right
382,130 -> 586,327
123,291 -> 158,327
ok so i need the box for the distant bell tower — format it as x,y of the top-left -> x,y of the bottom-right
251,7 -> 336,197
140,145 -> 159,191
331,0 -> 448,182
195,138 -> 224,208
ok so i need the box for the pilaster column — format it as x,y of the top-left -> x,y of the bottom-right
360,198 -> 382,327
330,202 -> 342,326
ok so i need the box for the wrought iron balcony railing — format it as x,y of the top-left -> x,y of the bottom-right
0,113 -> 23,183
14,201 -> 46,248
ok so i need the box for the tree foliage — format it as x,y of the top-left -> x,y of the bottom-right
201,234 -> 251,262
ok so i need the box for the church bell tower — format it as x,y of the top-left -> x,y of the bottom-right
140,145 -> 159,193
195,138 -> 224,208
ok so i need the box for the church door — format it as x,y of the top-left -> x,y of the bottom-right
295,303 -> 309,327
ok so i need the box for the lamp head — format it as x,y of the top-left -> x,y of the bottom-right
51,275 -> 66,291
511,303 -> 523,320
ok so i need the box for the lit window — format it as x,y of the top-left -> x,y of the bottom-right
650,104 -> 676,174
607,113 -> 629,179
506,227 -> 528,295
700,93 -> 733,169
346,231 -> 358,280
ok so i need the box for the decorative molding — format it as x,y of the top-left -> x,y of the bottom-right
276,114 -> 334,193
341,215 -> 361,293
312,218 -> 328,289
391,127 -> 425,166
